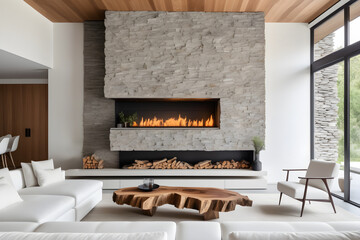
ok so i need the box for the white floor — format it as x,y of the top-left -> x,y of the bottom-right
83,186 -> 360,222
248,184 -> 360,217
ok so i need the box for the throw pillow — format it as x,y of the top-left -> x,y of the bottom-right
0,168 -> 15,187
36,168 -> 65,187
21,162 -> 38,187
0,177 -> 23,210
31,159 -> 54,177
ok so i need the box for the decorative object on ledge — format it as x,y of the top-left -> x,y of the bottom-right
252,136 -> 264,171
123,157 -> 251,170
113,186 -> 253,220
118,111 -> 138,128
82,154 -> 104,169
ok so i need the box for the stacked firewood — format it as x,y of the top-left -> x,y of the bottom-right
83,154 -> 104,169
123,157 -> 251,170
125,157 -> 193,169
213,159 -> 250,169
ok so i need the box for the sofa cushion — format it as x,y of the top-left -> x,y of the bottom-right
277,181 -> 329,199
18,180 -> 102,205
35,222 -> 101,233
36,168 -> 65,187
96,222 -> 176,240
0,232 -> 167,240
0,178 -> 23,210
0,195 -> 74,223
221,222 -> 295,240
31,159 -> 54,178
342,231 -> 360,240
0,168 -> 15,187
36,221 -> 176,240
177,222 -> 221,240
328,222 -> 360,232
0,222 -> 39,232
21,163 -> 38,187
228,231 -> 349,240
9,169 -> 25,191
290,222 -> 337,232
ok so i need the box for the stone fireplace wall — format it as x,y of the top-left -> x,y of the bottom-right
314,33 -> 339,161
83,21 -> 118,167
105,12 -> 266,151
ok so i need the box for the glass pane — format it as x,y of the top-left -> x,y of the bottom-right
314,10 -> 344,61
314,62 -> 344,197
350,0 -> 360,45
350,54 -> 360,204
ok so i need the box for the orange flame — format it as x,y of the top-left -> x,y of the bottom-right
132,115 -> 214,127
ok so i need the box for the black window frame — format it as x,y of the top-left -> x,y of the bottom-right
310,0 -> 360,207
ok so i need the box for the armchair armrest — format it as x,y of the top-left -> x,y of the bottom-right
298,176 -> 334,180
282,169 -> 308,181
282,169 -> 307,171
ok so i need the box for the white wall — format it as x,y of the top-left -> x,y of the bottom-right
262,23 -> 311,183
48,24 -> 84,169
0,0 -> 53,68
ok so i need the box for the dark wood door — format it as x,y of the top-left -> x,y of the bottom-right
0,84 -> 48,167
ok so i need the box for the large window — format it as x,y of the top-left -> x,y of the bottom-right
313,10 -> 344,61
350,54 -> 360,203
311,0 -> 360,207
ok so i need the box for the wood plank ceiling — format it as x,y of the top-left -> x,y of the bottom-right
24,0 -> 339,23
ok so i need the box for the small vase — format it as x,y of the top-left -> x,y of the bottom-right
117,123 -> 124,128
252,153 -> 262,171
124,122 -> 129,128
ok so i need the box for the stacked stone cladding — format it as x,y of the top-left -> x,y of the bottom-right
314,33 -> 339,162
104,12 -> 266,151
84,22 -> 118,167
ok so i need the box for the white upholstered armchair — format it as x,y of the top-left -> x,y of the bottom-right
277,160 -> 340,217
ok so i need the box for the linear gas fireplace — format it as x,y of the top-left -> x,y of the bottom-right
115,98 -> 220,128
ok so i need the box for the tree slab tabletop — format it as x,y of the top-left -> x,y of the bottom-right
113,186 -> 253,220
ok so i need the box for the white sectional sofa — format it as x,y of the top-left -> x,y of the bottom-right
1,221 -> 360,240
0,169 -> 102,223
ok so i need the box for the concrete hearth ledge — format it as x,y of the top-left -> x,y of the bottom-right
65,169 -> 267,177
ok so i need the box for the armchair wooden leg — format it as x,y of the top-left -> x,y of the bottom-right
300,179 -> 309,217
322,179 -> 336,214
279,192 -> 283,205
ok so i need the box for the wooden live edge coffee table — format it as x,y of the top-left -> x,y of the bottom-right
113,186 -> 253,220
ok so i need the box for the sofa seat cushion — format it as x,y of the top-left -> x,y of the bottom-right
277,181 -> 329,199
0,232 -> 167,240
177,222 -> 221,240
228,231 -> 351,240
35,221 -> 176,240
221,222 -> 295,240
0,222 -> 39,232
0,195 -> 75,223
328,222 -> 360,231
19,180 -> 102,205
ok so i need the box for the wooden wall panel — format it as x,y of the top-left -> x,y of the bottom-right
0,84 -> 48,167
